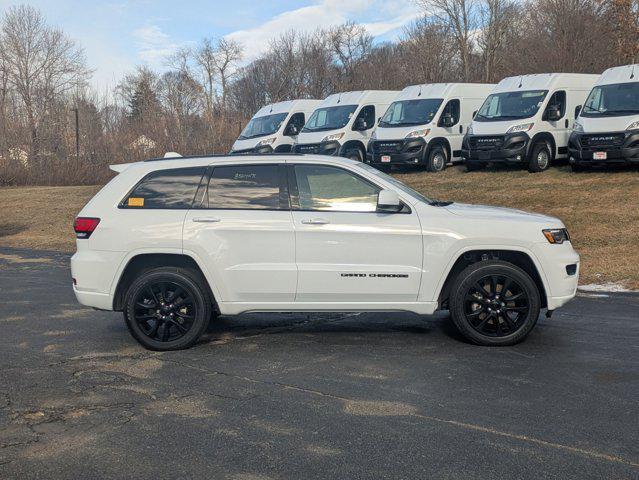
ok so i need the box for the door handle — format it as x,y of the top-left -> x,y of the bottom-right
459,125 -> 463,134
565,119 -> 569,128
301,218 -> 330,225
192,217 -> 221,223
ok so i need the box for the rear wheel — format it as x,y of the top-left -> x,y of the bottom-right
449,260 -> 541,346
528,142 -> 552,172
426,145 -> 447,172
124,267 -> 212,350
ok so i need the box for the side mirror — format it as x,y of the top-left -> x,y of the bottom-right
377,189 -> 401,213
575,105 -> 582,118
284,124 -> 299,136
547,106 -> 561,121
353,117 -> 367,131
440,113 -> 455,128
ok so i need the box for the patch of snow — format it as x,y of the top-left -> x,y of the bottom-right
578,282 -> 634,293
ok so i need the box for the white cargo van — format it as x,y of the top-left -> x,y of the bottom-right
462,73 -> 598,172
367,83 -> 494,172
568,64 -> 639,170
231,99 -> 321,154
292,90 -> 398,161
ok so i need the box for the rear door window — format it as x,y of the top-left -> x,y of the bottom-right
206,164 -> 287,210
122,167 -> 206,209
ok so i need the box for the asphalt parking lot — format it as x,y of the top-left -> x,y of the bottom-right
0,248 -> 638,479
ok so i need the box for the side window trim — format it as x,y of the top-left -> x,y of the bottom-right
119,166 -> 207,210
544,90 -> 566,120
203,163 -> 289,211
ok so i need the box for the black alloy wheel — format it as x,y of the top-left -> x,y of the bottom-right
124,267 -> 212,350
449,260 -> 541,346
463,274 -> 529,337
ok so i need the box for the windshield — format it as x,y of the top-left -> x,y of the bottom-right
379,99 -> 443,127
475,90 -> 548,121
359,163 -> 432,204
302,105 -> 358,132
580,82 -> 639,117
238,112 -> 288,140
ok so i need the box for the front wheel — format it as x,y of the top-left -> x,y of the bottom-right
528,142 -> 552,173
426,146 -> 448,172
124,267 -> 212,350
449,260 -> 541,346
344,148 -> 364,162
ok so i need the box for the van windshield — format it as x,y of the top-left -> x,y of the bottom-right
238,112 -> 288,140
580,82 -> 639,117
475,90 -> 548,122
301,105 -> 358,132
379,99 -> 443,127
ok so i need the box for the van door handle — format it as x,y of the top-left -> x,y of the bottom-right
565,119 -> 569,128
192,217 -> 221,223
301,218 -> 330,225
459,125 -> 463,134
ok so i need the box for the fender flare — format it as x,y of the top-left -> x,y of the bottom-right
432,244 -> 551,304
339,140 -> 367,158
424,137 -> 452,162
527,132 -> 556,160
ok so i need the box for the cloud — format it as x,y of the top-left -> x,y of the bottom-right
226,0 -> 421,62
133,24 -> 180,67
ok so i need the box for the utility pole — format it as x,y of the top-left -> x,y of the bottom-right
73,107 -> 80,159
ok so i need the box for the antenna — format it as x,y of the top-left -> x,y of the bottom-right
418,84 -> 423,97
337,92 -> 342,104
631,64 -> 636,80
518,76 -> 523,88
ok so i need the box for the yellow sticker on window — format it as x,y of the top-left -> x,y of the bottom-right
128,197 -> 144,207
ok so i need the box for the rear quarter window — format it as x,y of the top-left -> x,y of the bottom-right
121,167 -> 206,209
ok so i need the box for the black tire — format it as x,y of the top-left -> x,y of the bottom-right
466,161 -> 486,172
344,148 -> 364,162
426,145 -> 448,172
449,260 -> 541,346
528,142 -> 552,173
124,267 -> 212,351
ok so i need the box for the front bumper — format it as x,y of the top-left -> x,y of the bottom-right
568,130 -> 639,165
292,141 -> 340,156
530,241 -> 580,311
462,133 -> 530,163
367,138 -> 427,165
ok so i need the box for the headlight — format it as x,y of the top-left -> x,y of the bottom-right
542,228 -> 570,244
322,132 -> 344,142
405,128 -> 431,139
257,137 -> 276,147
626,120 -> 639,131
506,123 -> 534,134
466,124 -> 474,135
573,121 -> 584,133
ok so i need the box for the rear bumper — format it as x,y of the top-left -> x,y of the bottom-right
462,133 -> 529,163
568,130 -> 639,165
367,138 -> 427,165
71,249 -> 124,311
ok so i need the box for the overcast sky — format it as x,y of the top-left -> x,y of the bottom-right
0,0 -> 422,92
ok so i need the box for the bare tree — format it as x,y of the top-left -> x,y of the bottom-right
607,0 -> 639,64
329,22 -> 373,88
213,38 -> 243,108
194,38 -> 218,115
0,5 -> 89,157
418,0 -> 477,81
477,0 -> 520,82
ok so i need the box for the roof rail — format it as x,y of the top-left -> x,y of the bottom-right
143,152 -> 307,162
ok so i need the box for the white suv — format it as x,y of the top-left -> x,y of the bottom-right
72,155 -> 579,350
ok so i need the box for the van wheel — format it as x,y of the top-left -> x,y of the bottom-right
426,146 -> 447,172
449,260 -> 541,346
528,142 -> 552,173
124,267 -> 212,351
345,148 -> 363,162
466,161 -> 486,172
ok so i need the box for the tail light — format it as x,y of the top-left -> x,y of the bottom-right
74,217 -> 100,239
